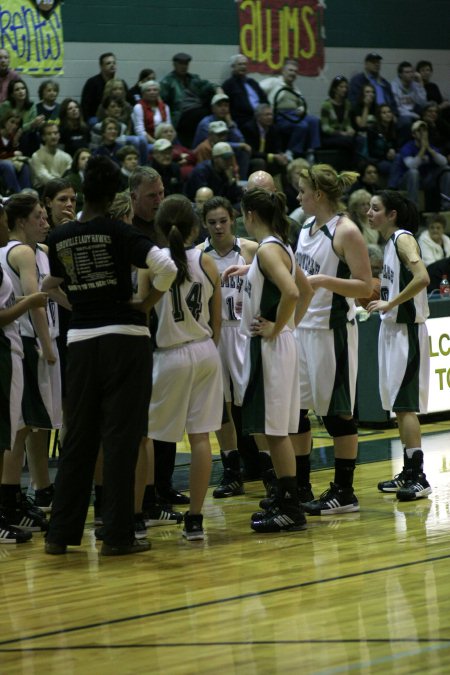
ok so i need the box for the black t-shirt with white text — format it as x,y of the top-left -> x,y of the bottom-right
48,216 -> 152,329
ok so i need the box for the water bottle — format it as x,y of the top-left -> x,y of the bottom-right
440,274 -> 450,298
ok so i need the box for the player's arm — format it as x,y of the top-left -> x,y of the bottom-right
294,263 -> 313,326
202,253 -> 222,346
9,246 -> 56,363
367,235 -> 429,314
253,244 -> 299,339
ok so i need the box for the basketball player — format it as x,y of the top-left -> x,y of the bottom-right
367,190 -> 431,500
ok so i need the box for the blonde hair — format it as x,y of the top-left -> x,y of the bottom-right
102,78 -> 126,101
347,188 -> 372,218
108,190 -> 132,220
300,164 -> 359,209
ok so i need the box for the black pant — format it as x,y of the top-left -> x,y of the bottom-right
48,334 -> 152,547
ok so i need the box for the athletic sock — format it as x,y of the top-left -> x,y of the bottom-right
143,484 -> 157,510
278,476 -> 299,510
334,458 -> 356,490
221,449 -> 240,473
406,448 -> 424,477
0,484 -> 22,507
295,454 -> 311,487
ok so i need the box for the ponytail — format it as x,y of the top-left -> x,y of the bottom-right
241,187 -> 290,243
155,195 -> 197,284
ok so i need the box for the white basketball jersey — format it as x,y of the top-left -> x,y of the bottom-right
380,230 -> 429,324
295,215 -> 356,329
0,263 -> 23,356
241,236 -> 296,338
0,241 -> 59,339
204,237 -> 245,324
153,248 -> 215,348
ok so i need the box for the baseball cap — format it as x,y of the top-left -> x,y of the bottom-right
211,93 -> 229,106
212,142 -> 233,158
153,138 -> 172,152
411,120 -> 427,133
208,120 -> 228,134
173,52 -> 192,63
365,52 -> 382,62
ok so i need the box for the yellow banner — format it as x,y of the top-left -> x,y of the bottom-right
0,0 -> 64,76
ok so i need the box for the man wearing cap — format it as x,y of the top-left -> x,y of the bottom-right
222,55 -> 269,130
194,120 -> 243,179
159,53 -> 220,148
393,120 -> 450,210
259,59 -> 320,163
349,53 -> 397,113
185,141 -> 243,207
149,138 -> 182,195
192,92 -> 251,177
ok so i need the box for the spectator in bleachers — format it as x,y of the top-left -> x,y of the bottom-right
132,80 -> 171,147
92,96 -> 148,165
349,53 -> 397,113
222,55 -> 268,131
127,68 -> 156,106
394,120 -> 450,211
155,122 -> 196,181
194,120 -> 228,161
320,76 -> 357,169
149,138 -> 182,195
418,214 -> 450,267
59,98 -> 90,157
416,60 -> 448,109
92,117 -> 123,166
350,83 -> 377,136
30,122 -> 72,190
347,188 -> 380,245
0,79 -> 45,156
241,103 -> 288,175
97,79 -> 133,131
284,158 -> 309,214
81,53 -> 128,124
348,161 -> 380,196
366,104 -> 398,179
159,53 -> 218,148
0,111 -> 32,192
391,61 -> 427,143
192,93 -> 251,178
36,80 -> 60,123
116,144 -> 139,191
185,141 -> 243,207
0,48 -> 19,104
260,59 -> 321,163
420,102 -> 450,160
63,147 -> 91,201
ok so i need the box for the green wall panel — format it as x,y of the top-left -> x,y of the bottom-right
61,1 -> 449,50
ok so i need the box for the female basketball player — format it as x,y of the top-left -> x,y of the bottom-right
292,164 -> 372,516
199,196 -> 259,498
0,203 -> 48,543
233,187 -> 312,533
140,195 -> 223,541
367,190 -> 431,501
0,194 -> 65,532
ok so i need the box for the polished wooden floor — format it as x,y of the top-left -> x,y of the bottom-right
1,421 -> 450,674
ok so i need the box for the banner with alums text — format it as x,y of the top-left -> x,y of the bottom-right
0,0 -> 64,76
238,0 -> 325,76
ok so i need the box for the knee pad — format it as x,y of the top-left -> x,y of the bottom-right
297,409 -> 311,434
322,415 -> 357,438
